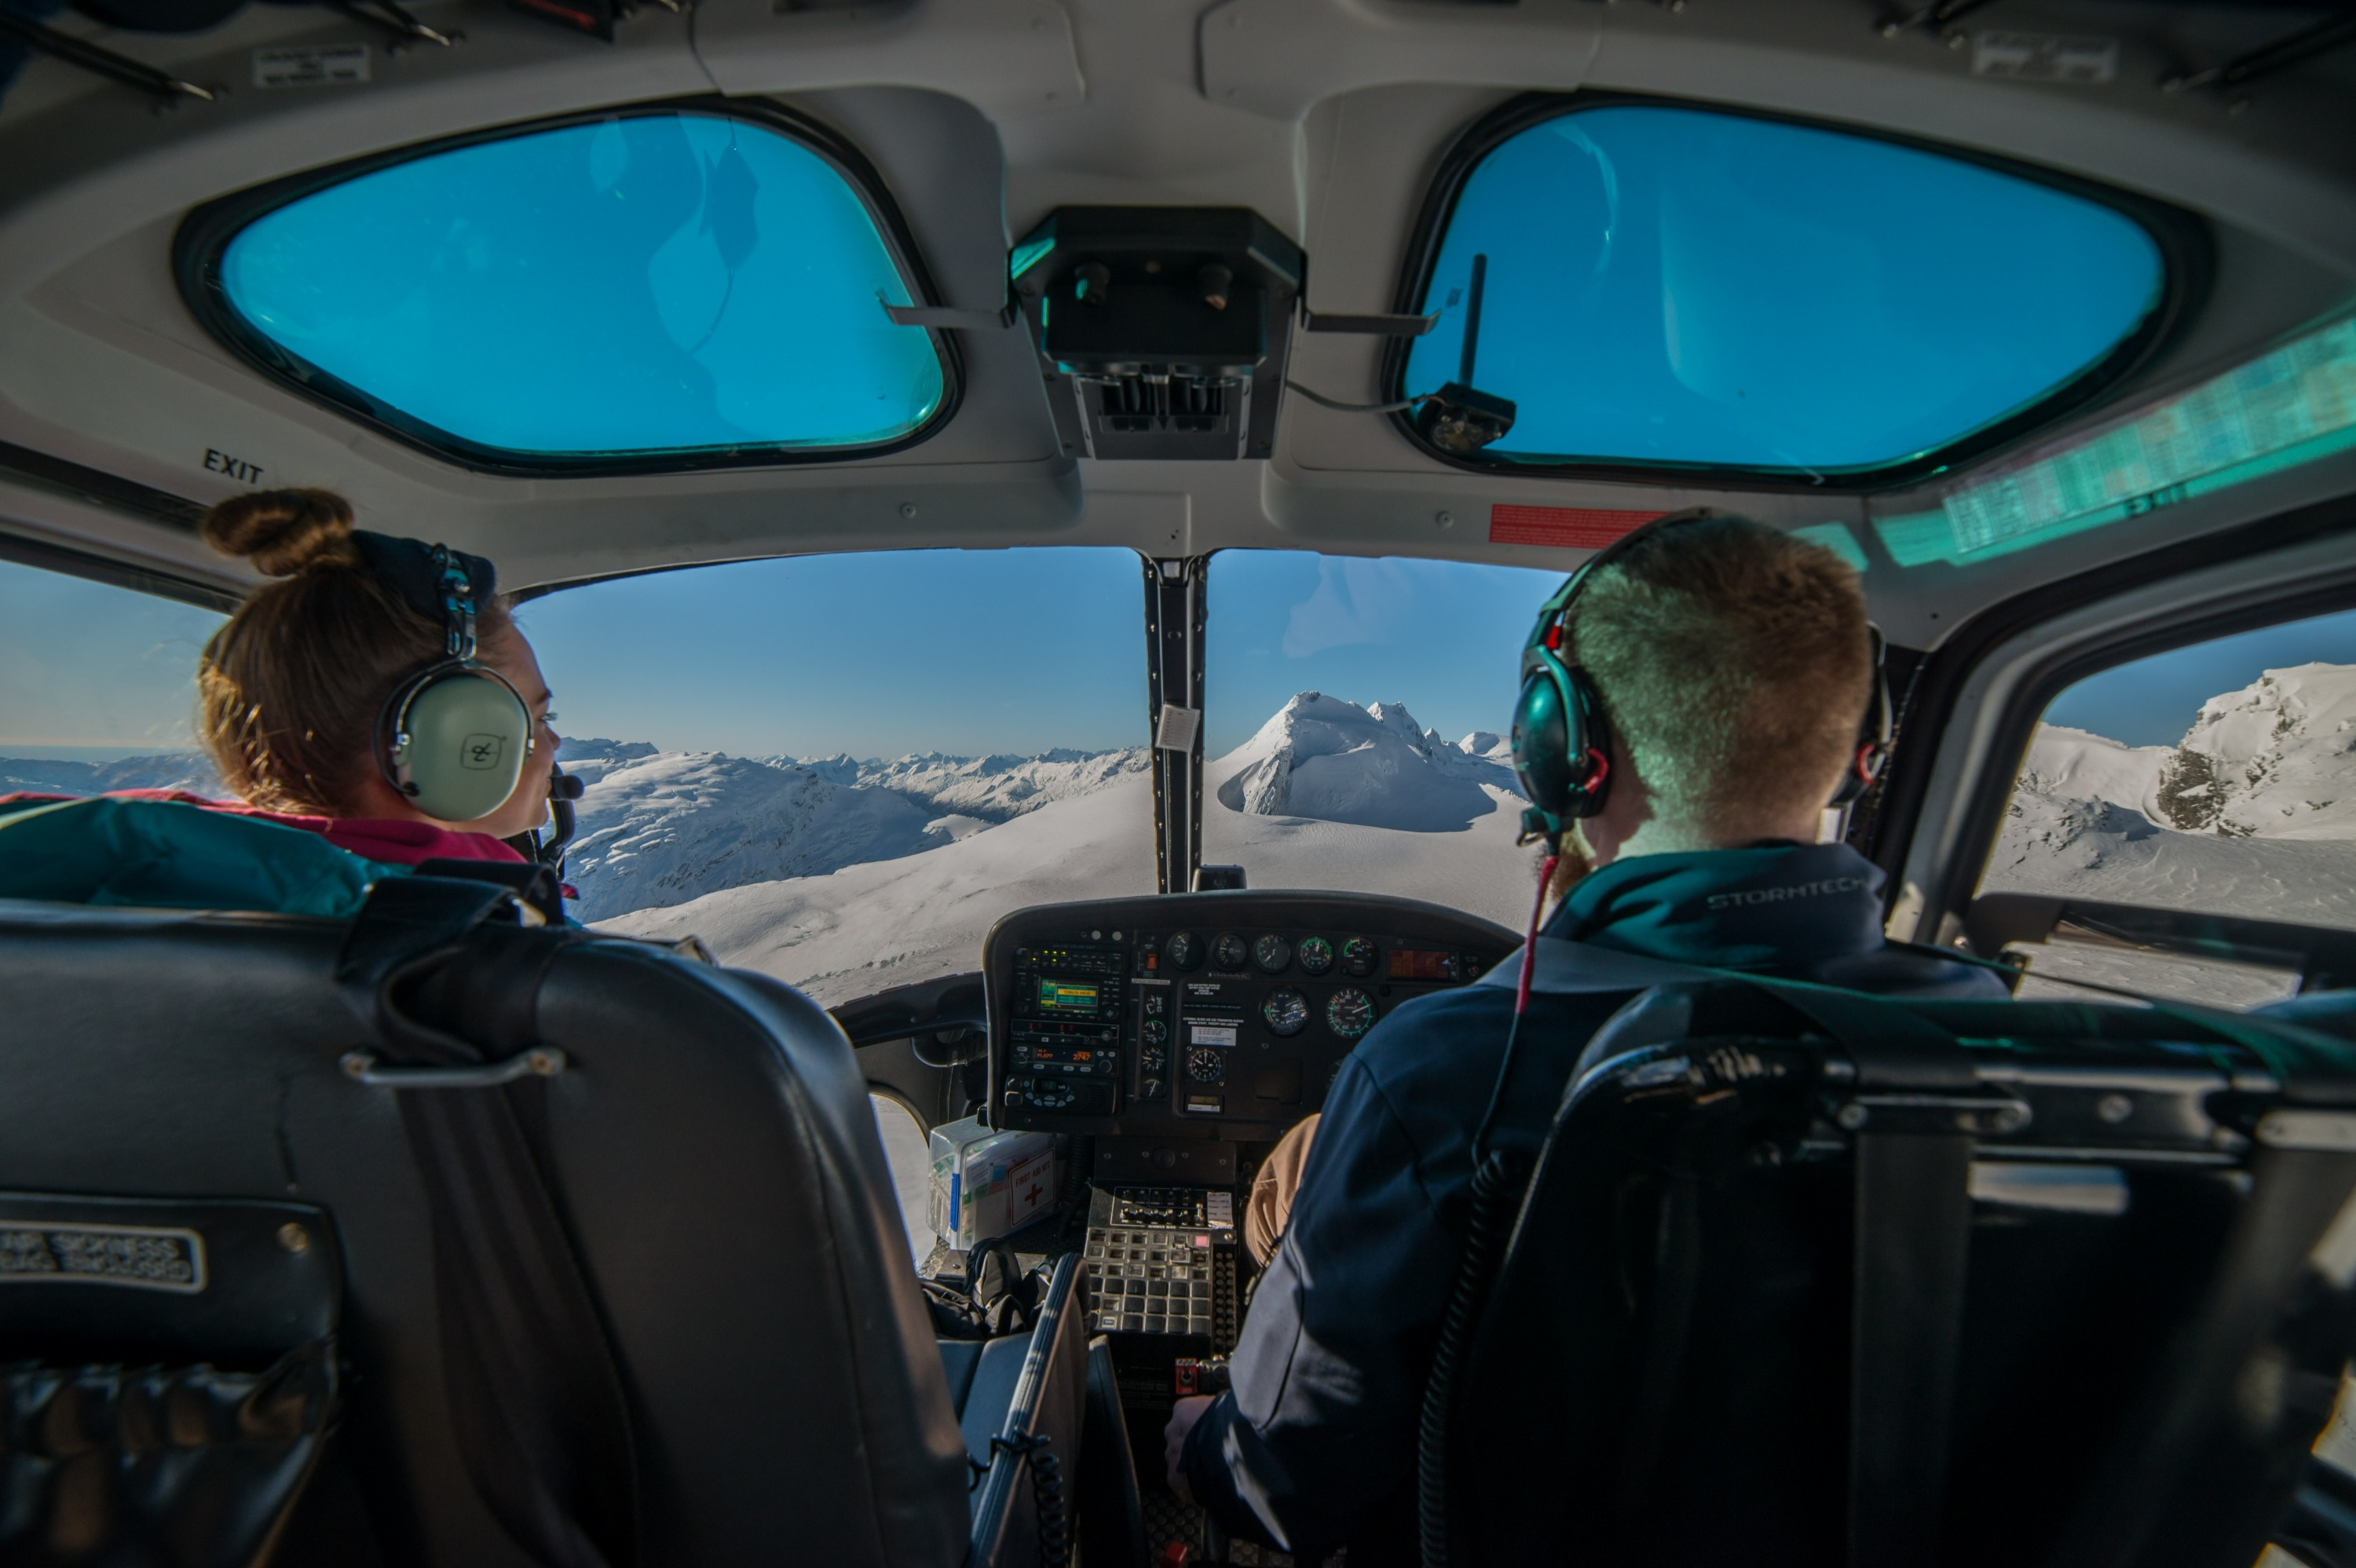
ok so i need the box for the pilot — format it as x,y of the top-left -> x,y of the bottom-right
194,488 -> 562,866
1166,511 -> 2007,1563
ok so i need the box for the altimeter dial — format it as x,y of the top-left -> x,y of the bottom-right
1260,989 -> 1309,1037
1326,987 -> 1377,1040
1253,934 -> 1293,974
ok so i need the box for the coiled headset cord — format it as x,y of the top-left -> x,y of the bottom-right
1417,850 -> 1557,1568
986,1432 -> 1070,1568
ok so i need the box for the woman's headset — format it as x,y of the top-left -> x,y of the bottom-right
372,542 -> 536,824
1509,509 -> 1893,845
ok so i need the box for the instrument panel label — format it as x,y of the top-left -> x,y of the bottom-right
1188,1023 -> 1238,1048
0,1221 -> 207,1293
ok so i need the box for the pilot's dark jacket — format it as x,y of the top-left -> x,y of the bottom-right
1180,842 -> 2007,1562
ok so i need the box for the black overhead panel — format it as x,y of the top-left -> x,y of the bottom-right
1013,208 -> 1301,462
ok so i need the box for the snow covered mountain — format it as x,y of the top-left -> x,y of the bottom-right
1212,693 -> 1518,830
1985,663 -> 2356,932
565,752 -> 952,921
834,747 -> 1150,824
591,692 -> 1540,1001
2155,663 -> 2356,840
0,751 -> 221,796
563,741 -> 1151,921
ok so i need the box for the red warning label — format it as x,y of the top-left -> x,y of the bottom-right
1488,506 -> 1666,550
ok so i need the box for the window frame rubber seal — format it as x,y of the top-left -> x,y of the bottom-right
1378,90 -> 2215,495
170,94 -> 965,480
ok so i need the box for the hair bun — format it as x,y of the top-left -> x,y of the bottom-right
200,488 -> 357,577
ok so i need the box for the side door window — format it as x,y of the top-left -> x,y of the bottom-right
1974,605 -> 2356,1004
0,558 -> 226,796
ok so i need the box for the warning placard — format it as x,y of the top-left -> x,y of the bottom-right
1489,506 -> 1666,550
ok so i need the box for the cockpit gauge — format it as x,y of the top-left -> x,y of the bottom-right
1213,932 -> 1249,971
1340,938 -> 1377,978
1326,987 -> 1376,1040
1165,931 -> 1204,970
1141,1018 -> 1169,1046
1260,989 -> 1309,1037
1296,936 -> 1335,976
1253,934 -> 1293,974
1187,1047 -> 1227,1084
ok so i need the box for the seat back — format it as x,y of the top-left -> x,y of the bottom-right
0,886 -> 973,1568
1447,983 -> 2356,1568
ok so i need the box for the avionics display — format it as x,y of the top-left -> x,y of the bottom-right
1386,948 -> 1464,981
986,894 -> 1515,1136
1037,979 -> 1103,1013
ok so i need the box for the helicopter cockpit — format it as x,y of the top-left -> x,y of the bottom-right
5,2 -> 2356,1563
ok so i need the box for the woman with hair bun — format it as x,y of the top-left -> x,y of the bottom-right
193,487 -> 561,865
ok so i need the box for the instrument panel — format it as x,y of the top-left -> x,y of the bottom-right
985,892 -> 1516,1138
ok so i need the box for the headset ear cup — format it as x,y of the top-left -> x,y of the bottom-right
393,671 -> 532,822
1561,667 -> 1612,818
1828,630 -> 1894,810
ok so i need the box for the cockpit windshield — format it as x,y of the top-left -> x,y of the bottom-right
521,547 -> 1149,1000
1200,550 -> 1560,930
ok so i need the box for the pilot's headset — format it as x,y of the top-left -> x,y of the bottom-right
357,533 -> 535,824
1509,509 -> 1893,846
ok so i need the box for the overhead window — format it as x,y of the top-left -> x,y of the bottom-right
181,106 -> 951,470
1397,101 -> 2184,483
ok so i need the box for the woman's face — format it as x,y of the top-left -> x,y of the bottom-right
459,629 -> 561,839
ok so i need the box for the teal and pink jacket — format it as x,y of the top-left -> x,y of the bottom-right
0,789 -> 529,916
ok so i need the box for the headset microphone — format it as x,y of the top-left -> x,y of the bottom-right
375,543 -> 535,824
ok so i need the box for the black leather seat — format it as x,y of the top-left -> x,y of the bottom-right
1432,980 -> 2356,1568
0,875 -> 1082,1566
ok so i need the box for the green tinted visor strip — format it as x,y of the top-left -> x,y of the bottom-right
1876,314 -> 2356,570
1894,938 -> 2356,1085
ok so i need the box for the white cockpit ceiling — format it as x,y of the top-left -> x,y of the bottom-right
0,0 -> 2351,648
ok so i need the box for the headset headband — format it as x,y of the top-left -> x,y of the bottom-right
1522,509 -> 1721,669
350,532 -> 498,645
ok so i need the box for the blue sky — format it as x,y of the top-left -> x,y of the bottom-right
1207,551 -> 1560,753
0,565 -> 225,757
9,550 -> 2354,766
2043,605 -> 2356,747
517,550 -> 1147,757
521,548 -> 1564,758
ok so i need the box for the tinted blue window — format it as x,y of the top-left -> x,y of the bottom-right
218,111 -> 946,459
1405,106 -> 2166,475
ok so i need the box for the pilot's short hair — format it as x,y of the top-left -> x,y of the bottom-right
1568,514 -> 1871,838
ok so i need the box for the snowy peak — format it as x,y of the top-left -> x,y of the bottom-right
1213,693 -> 1519,831
0,751 -> 222,798
554,737 -> 660,787
2161,663 -> 2356,839
858,747 -> 1149,823
562,740 -> 1151,919
567,751 -> 945,921
1985,663 -> 2356,939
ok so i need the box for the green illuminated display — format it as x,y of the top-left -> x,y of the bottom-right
1037,979 -> 1099,1013
1877,316 -> 2356,568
